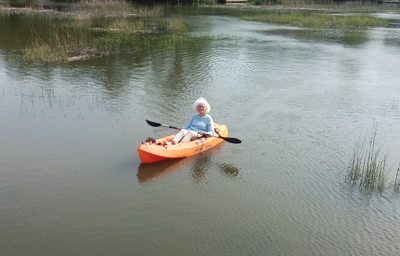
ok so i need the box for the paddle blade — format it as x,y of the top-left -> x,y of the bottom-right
146,119 -> 161,127
221,137 -> 241,144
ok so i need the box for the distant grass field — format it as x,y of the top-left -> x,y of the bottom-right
241,11 -> 389,27
0,0 -> 196,64
1,0 -> 396,64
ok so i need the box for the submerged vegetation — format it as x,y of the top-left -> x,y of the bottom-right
346,125 -> 400,194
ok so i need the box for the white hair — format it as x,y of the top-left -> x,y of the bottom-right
193,97 -> 211,113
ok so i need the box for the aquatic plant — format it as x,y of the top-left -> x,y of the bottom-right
103,18 -> 187,33
346,125 -> 397,194
394,165 -> 400,193
71,0 -> 163,18
248,0 -> 400,13
0,0 -> 163,18
167,19 -> 189,33
72,0 -> 135,18
106,18 -> 157,32
0,2 -> 10,9
24,27 -> 104,63
23,20 -> 209,64
241,11 -> 389,28
7,0 -> 194,63
0,4 -> 70,18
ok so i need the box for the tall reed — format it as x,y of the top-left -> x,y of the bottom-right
394,165 -> 400,193
72,0 -> 163,18
346,125 -> 389,193
72,0 -> 133,16
24,27 -> 100,63
23,18 -> 195,63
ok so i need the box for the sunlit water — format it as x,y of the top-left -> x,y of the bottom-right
1,8 -> 400,256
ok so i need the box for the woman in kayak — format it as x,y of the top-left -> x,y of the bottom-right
167,97 -> 214,145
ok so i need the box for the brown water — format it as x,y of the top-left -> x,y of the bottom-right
1,7 -> 400,256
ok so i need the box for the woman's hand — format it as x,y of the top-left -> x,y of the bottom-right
178,127 -> 182,130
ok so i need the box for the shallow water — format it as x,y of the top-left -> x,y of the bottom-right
1,7 -> 400,256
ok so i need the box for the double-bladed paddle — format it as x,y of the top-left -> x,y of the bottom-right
145,119 -> 241,144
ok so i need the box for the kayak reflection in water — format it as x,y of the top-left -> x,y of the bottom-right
164,97 -> 214,145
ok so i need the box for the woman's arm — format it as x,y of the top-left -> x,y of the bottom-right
182,115 -> 195,130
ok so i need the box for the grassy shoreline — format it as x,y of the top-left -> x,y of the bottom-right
1,0 -> 397,64
241,12 -> 390,27
222,1 -> 395,27
219,1 -> 400,14
1,1 -> 191,64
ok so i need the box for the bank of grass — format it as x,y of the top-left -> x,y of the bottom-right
4,0 -> 394,63
23,19 -> 202,64
241,11 -> 390,27
24,28 -> 101,63
249,0 -> 400,13
346,126 -> 400,194
104,18 -> 188,33
0,2 -> 70,18
72,0 -> 164,18
13,0 -> 192,63
241,0 -> 396,27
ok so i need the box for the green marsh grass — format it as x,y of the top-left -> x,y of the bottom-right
249,0 -> 400,14
106,19 -> 157,31
167,19 -> 188,33
72,0 -> 135,18
13,0 -> 391,64
24,27 -> 102,63
346,126 -> 393,194
23,19 -> 205,63
104,18 -> 187,33
394,165 -> 400,193
16,0 -> 191,63
72,0 -> 163,18
241,11 -> 389,28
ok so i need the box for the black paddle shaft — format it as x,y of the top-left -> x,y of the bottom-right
145,119 -> 241,144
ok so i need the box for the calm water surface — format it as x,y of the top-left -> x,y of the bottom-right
1,7 -> 400,256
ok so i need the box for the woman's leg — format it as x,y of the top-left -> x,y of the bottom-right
172,129 -> 198,144
180,130 -> 198,143
171,129 -> 187,144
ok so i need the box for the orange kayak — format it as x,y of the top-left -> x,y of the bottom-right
137,123 -> 228,163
